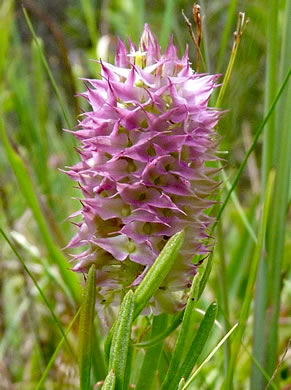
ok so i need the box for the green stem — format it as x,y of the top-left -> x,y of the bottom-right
216,0 -> 238,73
170,302 -> 218,390
215,12 -> 248,109
160,274 -> 200,390
217,221 -> 231,374
135,314 -> 168,390
134,310 -> 184,349
215,65 -> 291,227
36,307 -> 81,390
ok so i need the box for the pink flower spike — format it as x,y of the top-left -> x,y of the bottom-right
65,24 -> 222,315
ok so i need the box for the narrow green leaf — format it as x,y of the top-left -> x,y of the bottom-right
136,314 -> 168,390
109,290 -> 135,390
225,170 -> 276,389
216,0 -> 238,73
22,7 -> 72,128
134,230 -> 185,318
104,325 -> 115,366
198,253 -> 214,299
36,307 -> 81,390
263,0 -> 291,380
80,0 -> 98,47
79,265 -> 97,390
215,65 -> 291,225
161,273 -> 201,390
91,322 -> 108,383
101,370 -> 116,390
252,2 -> 279,386
134,310 -> 184,349
178,378 -> 186,390
0,0 -> 14,79
160,0 -> 176,49
169,302 -> 218,390
123,344 -> 134,390
182,323 -> 238,390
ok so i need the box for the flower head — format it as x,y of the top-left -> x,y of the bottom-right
65,25 -> 221,315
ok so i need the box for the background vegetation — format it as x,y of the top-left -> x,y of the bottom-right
0,0 -> 290,389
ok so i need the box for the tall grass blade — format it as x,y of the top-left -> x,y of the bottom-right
91,323 -> 107,383
168,302 -> 218,390
224,170 -> 276,389
160,273 -> 200,390
264,0 -> 291,380
31,39 -> 50,196
79,264 -> 97,390
252,1 -> 279,387
22,8 -> 72,128
36,307 -> 81,390
160,0 -> 176,49
215,66 -> 291,225
182,323 -> 238,389
134,310 -> 184,349
80,0 -> 97,48
178,378 -> 186,390
135,314 -> 167,390
216,0 -> 238,72
0,0 -> 14,79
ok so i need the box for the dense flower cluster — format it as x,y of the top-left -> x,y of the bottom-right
65,25 -> 220,314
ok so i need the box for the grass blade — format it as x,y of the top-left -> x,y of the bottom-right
22,7 -> 72,128
134,310 -> 184,349
78,264 -> 97,390
252,1 -> 279,386
80,0 -> 97,48
263,0 -> 291,380
160,0 -> 176,49
215,65 -> 291,226
178,378 -> 186,390
135,314 -> 168,390
216,0 -> 238,73
224,170 -> 276,389
182,323 -> 238,389
0,0 -> 14,79
169,302 -> 218,390
160,273 -> 200,390
36,307 -> 81,390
